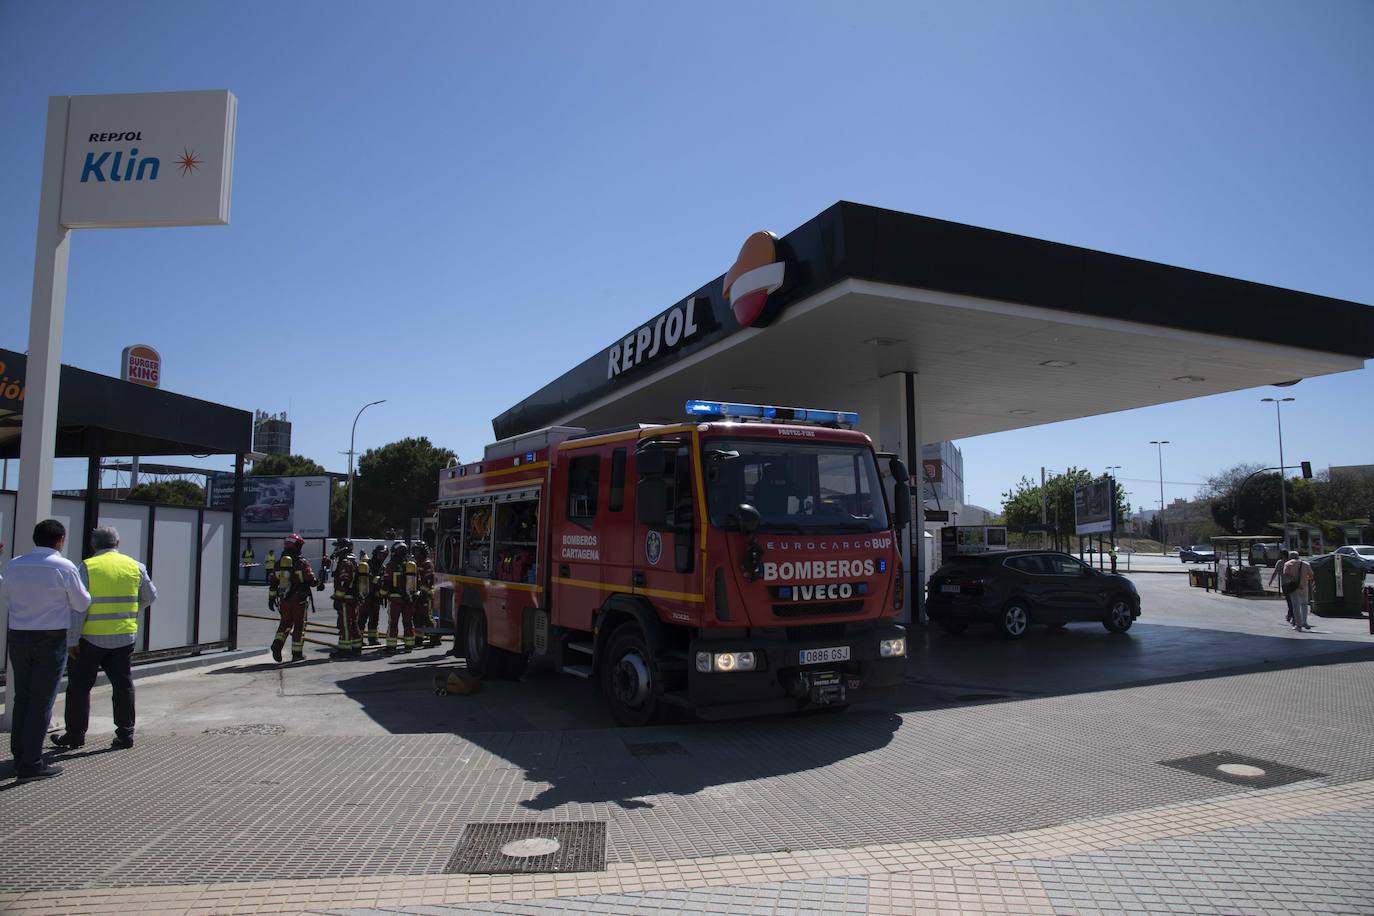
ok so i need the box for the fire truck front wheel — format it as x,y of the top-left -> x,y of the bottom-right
601,624 -> 665,727
461,608 -> 526,680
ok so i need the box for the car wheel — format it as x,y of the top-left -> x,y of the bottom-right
937,620 -> 968,636
600,623 -> 665,727
1103,595 -> 1135,633
995,602 -> 1031,640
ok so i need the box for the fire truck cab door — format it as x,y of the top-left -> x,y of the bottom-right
550,446 -> 614,633
633,439 -> 701,625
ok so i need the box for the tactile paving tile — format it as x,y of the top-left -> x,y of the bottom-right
443,821 -> 606,875
1159,751 -> 1325,788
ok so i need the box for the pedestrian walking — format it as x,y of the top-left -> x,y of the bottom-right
1279,550 -> 1315,631
1,520 -> 91,782
1268,554 -> 1295,624
53,526 -> 156,752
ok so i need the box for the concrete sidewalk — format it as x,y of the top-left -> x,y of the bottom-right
1,575 -> 1370,913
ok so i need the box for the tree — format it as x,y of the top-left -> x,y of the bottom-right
1001,468 -> 1128,546
350,437 -> 456,536
127,480 -> 205,507
250,453 -> 327,477
1203,462 -> 1314,535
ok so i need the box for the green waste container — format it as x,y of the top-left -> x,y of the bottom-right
1310,553 -> 1366,617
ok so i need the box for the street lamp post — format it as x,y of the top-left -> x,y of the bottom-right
346,399 -> 386,540
1261,397 -> 1295,550
1149,441 -> 1170,555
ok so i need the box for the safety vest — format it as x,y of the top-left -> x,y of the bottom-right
242,548 -> 254,562
83,551 -> 142,637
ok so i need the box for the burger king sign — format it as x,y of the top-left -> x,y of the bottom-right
121,344 -> 161,388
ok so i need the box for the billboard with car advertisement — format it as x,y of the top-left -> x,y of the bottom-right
209,473 -> 330,537
1074,478 -> 1116,536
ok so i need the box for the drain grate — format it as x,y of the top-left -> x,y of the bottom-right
202,723 -> 287,736
1160,752 -> 1325,788
624,740 -> 688,757
444,821 -> 606,875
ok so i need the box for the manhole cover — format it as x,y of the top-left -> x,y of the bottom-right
1160,752 -> 1324,788
445,822 -> 605,875
501,837 -> 561,857
625,740 -> 688,757
202,723 -> 288,736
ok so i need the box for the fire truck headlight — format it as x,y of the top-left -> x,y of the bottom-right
697,651 -> 758,673
880,638 -> 907,658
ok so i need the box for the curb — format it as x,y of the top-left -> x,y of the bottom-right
126,647 -> 264,682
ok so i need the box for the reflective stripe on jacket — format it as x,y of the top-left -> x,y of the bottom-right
82,550 -> 142,637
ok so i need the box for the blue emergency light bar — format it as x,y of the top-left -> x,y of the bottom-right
686,399 -> 860,427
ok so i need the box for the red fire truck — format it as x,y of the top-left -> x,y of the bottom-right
431,400 -> 912,724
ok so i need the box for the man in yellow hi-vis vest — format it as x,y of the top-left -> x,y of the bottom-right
52,526 -> 157,752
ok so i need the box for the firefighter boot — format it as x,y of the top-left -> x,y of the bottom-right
367,630 -> 380,646
291,639 -> 305,663
271,635 -> 284,663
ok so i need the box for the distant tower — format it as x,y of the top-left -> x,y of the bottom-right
253,410 -> 292,456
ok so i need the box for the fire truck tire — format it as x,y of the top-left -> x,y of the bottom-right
461,608 -> 525,680
601,623 -> 665,727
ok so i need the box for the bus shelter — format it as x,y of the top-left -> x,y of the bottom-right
0,347 -> 252,673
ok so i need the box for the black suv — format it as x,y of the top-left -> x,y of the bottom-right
926,550 -> 1140,639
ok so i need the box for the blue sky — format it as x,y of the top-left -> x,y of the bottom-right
2,1 -> 1371,518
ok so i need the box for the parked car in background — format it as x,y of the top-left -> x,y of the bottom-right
1247,542 -> 1283,568
1334,545 -> 1374,574
926,549 -> 1141,639
1180,544 -> 1216,564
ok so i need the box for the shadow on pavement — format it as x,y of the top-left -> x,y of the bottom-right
901,618 -> 1374,702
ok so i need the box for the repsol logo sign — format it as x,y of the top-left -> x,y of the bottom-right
607,296 -> 713,380
763,558 -> 877,582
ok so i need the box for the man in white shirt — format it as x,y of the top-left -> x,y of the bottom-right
1,520 -> 92,782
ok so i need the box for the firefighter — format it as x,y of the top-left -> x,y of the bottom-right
411,540 -> 441,648
360,544 -> 387,646
320,538 -> 362,660
268,534 -> 316,663
383,541 -> 417,654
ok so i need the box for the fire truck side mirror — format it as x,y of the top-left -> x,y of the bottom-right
637,477 -> 670,527
635,444 -> 670,476
888,457 -> 909,482
893,480 -> 912,531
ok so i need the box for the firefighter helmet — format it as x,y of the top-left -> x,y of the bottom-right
332,537 -> 353,553
411,540 -> 430,561
390,541 -> 409,560
283,533 -> 305,552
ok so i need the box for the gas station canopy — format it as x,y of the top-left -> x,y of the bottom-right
0,347 -> 251,459
494,202 -> 1374,442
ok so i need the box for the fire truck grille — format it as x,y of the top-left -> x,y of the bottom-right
772,600 -> 865,619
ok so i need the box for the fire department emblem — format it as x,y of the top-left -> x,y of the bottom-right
645,530 -> 663,566
723,230 -> 785,327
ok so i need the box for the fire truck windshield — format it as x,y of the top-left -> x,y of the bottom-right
703,439 -> 891,533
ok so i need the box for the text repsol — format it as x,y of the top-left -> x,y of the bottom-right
763,559 -> 877,582
607,297 -> 704,379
